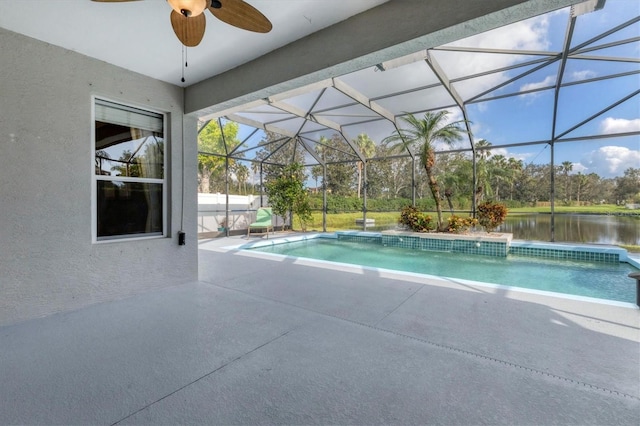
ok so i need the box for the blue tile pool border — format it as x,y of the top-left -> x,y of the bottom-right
222,232 -> 638,308
337,231 -> 629,264
510,241 -> 626,264
342,230 -> 513,257
228,231 -> 636,267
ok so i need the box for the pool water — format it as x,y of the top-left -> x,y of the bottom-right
248,238 -> 638,303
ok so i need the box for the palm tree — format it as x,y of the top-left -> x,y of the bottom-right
474,139 -> 492,201
353,133 -> 376,198
383,111 -> 468,230
506,157 -> 523,201
488,154 -> 508,200
233,163 -> 249,194
560,161 -> 573,203
475,139 -> 492,160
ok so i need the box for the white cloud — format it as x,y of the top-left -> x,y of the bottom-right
571,163 -> 588,173
580,145 -> 640,177
440,13 -> 554,101
518,75 -> 556,102
520,75 -> 556,93
475,102 -> 489,112
469,121 -> 484,138
568,70 -> 597,82
487,147 -> 508,158
600,117 -> 640,134
445,108 -> 464,124
490,148 -> 533,163
469,145 -> 533,163
448,14 -> 552,51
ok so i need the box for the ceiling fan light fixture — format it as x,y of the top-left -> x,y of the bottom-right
167,0 -> 208,17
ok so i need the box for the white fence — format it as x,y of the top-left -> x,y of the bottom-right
197,193 -> 286,235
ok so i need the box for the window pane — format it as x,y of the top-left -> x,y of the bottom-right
95,99 -> 163,132
95,121 -> 164,179
97,181 -> 163,238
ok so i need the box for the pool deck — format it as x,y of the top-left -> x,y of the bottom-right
1,233 -> 638,424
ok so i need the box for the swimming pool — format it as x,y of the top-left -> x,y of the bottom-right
244,235 -> 639,304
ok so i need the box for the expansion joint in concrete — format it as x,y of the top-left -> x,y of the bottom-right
373,285 -> 424,327
203,279 -> 640,402
110,328 -> 296,425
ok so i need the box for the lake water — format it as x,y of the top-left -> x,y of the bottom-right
497,214 -> 640,246
357,213 -> 639,246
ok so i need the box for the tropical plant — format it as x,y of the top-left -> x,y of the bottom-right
474,139 -> 492,202
477,201 -> 508,232
488,154 -> 509,200
446,215 -> 478,233
353,133 -> 376,198
264,163 -> 312,231
506,157 -> 524,201
560,160 -> 573,204
231,162 -> 250,194
399,205 -> 434,232
310,164 -> 323,193
383,111 -> 468,231
436,152 -> 473,213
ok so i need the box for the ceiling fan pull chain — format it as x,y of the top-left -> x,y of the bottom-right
181,44 -> 186,83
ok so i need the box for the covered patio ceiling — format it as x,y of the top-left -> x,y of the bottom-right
0,0 -> 388,87
199,0 -> 639,169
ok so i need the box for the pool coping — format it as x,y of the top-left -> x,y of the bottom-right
222,232 -> 639,309
381,229 -> 513,244
228,232 -> 638,267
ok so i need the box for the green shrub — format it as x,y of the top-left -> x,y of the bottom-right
367,197 -> 413,212
399,206 -> 434,232
477,201 -> 508,232
447,215 -> 478,233
264,163 -> 312,230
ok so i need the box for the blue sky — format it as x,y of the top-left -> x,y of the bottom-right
226,0 -> 639,180
429,1 -> 640,179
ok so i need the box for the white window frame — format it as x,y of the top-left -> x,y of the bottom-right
91,96 -> 168,243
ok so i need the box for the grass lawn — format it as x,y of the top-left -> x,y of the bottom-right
307,212 -> 399,232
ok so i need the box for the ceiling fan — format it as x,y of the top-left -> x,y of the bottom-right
92,0 -> 272,47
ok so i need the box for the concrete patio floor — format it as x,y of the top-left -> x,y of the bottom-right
1,234 -> 638,425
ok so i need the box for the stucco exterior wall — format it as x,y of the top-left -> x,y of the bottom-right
0,28 -> 198,326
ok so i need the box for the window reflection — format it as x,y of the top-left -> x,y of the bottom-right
95,121 -> 164,179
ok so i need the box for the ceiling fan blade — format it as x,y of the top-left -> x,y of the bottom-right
209,0 -> 272,33
170,10 -> 206,47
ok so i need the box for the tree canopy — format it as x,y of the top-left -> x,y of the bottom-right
198,120 -> 240,193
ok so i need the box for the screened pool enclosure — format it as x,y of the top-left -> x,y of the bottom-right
197,0 -> 639,243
